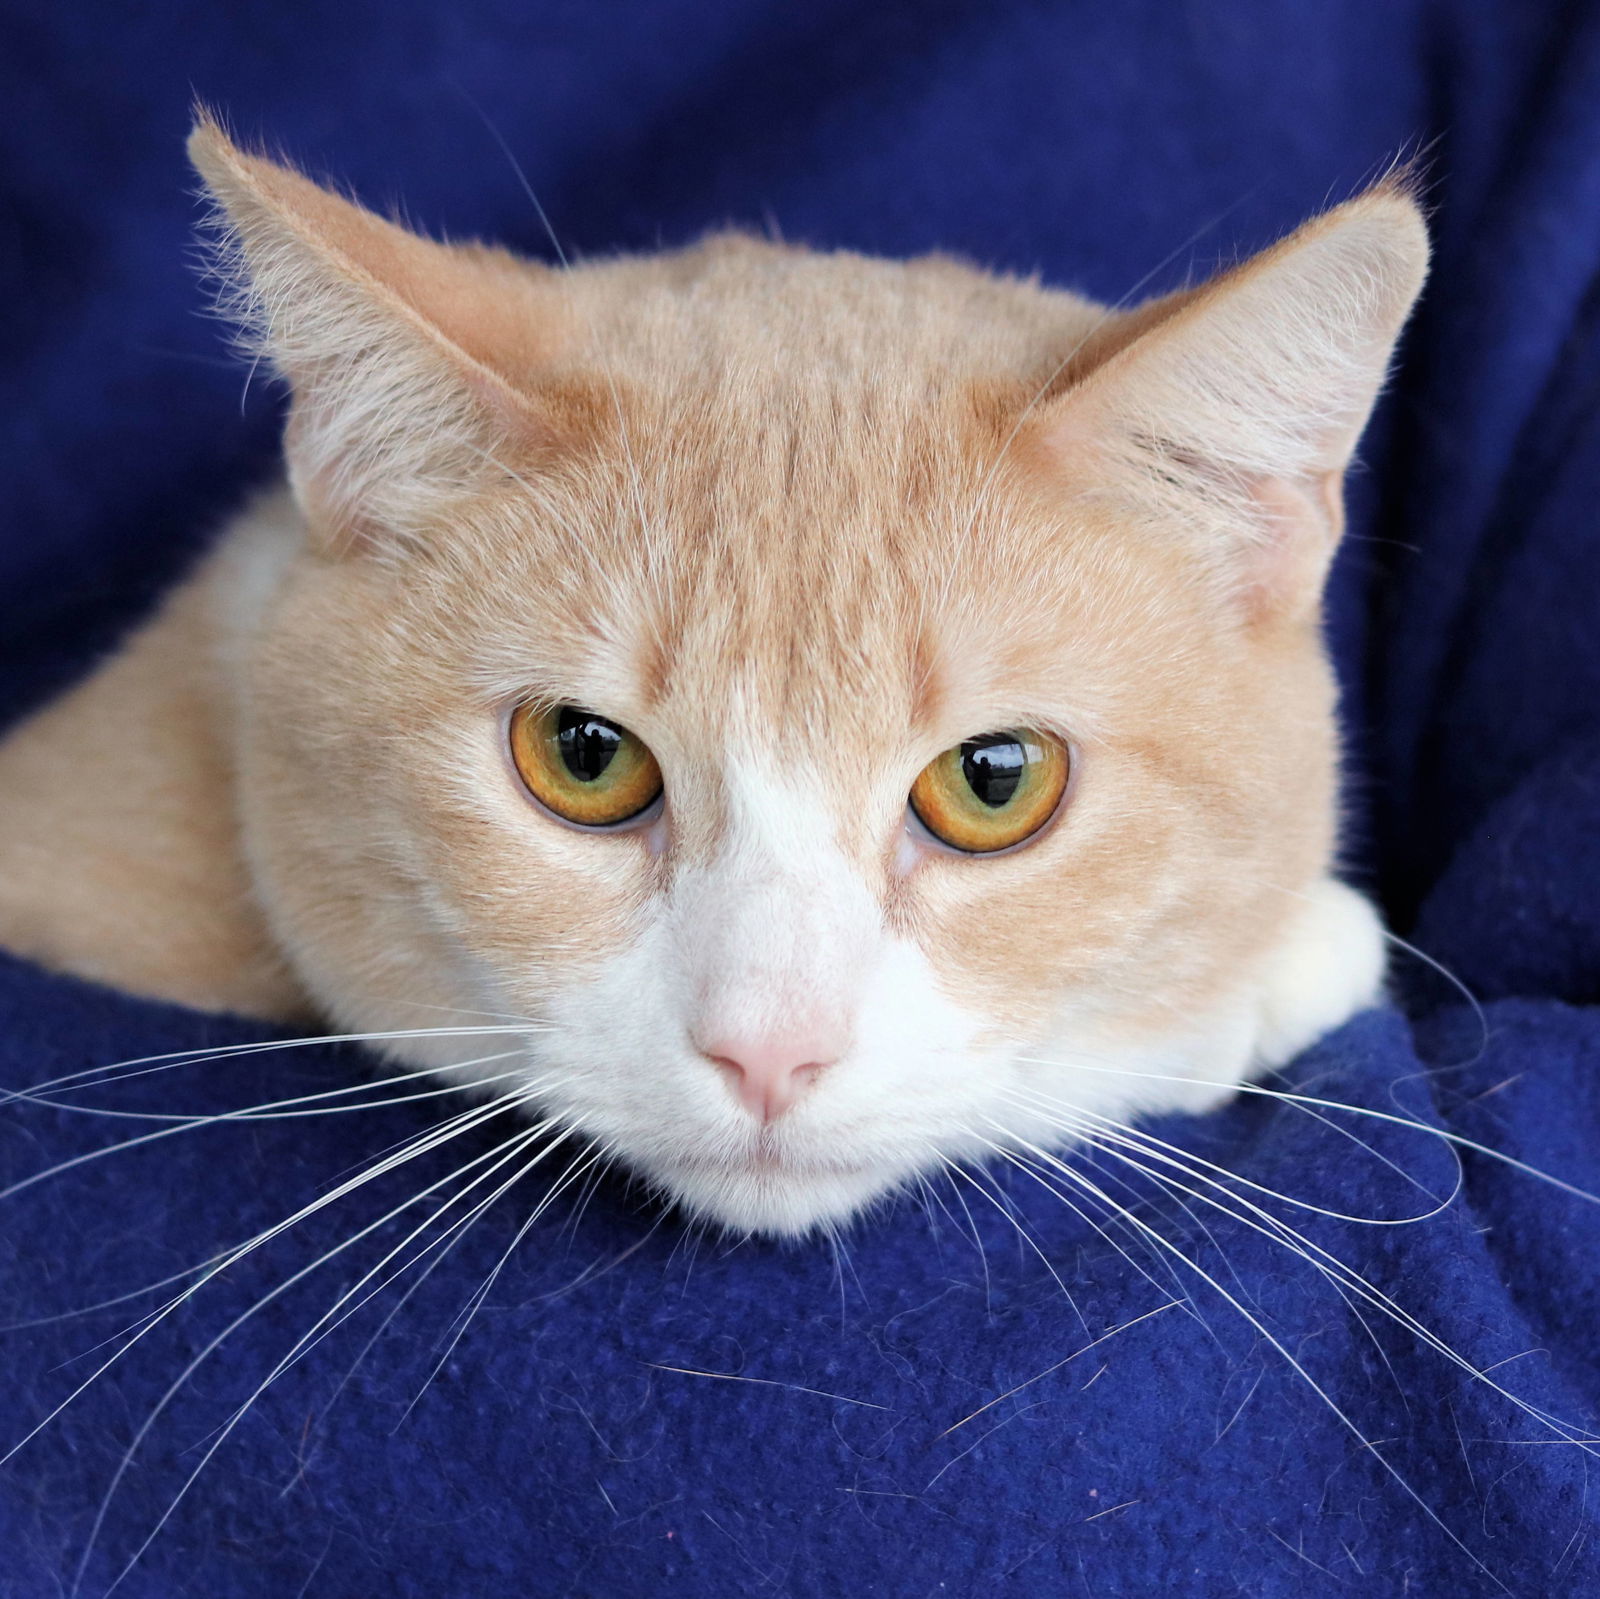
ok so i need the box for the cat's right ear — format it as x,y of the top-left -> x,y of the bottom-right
189,115 -> 578,553
1026,181 -> 1428,624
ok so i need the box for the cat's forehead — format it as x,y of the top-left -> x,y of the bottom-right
437,240 -> 1190,749
452,426 -> 1171,775
559,245 -> 1108,613
542,239 -> 1105,547
560,234 -> 1105,383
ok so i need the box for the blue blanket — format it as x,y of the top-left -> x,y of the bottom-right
4,3 -> 1599,1595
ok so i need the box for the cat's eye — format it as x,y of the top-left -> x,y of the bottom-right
909,729 -> 1070,854
509,704 -> 663,829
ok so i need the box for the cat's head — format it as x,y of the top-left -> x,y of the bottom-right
191,120 -> 1425,1235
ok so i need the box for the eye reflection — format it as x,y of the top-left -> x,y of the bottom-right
910,729 -> 1069,853
555,712 -> 625,784
960,737 -> 1027,809
509,704 -> 663,828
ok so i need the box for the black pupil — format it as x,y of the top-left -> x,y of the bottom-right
556,710 -> 623,783
961,736 -> 1026,808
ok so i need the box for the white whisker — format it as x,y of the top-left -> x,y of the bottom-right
0,1024 -> 540,1107
291,1135 -> 594,1442
4,1086 -> 541,1473
974,1134 -> 1514,1594
1236,873 -> 1490,1060
76,1110 -> 567,1597
1009,1052 -> 1600,1208
940,1157 -> 1128,1338
9,1057 -> 531,1125
993,1101 -> 1600,1453
1006,1082 -> 1463,1227
0,1052 -> 539,1203
397,1141 -> 607,1427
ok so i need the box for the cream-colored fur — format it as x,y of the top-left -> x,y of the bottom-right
0,121 -> 1425,1232
0,505 -> 304,1018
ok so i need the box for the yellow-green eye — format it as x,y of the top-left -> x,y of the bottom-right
909,729 -> 1070,854
510,704 -> 663,828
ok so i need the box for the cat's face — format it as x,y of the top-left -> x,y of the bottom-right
196,123 -> 1424,1234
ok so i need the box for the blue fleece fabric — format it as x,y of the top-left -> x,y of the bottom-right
3,3 -> 1599,1595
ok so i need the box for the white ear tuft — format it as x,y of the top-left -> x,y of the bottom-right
1035,184 -> 1429,618
189,115 -> 565,550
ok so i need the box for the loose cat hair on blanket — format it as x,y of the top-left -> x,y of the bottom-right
0,117 -> 1427,1235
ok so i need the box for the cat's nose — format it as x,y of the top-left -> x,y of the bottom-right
699,1031 -> 841,1123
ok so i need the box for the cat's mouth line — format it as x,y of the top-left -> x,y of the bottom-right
670,1137 -> 879,1181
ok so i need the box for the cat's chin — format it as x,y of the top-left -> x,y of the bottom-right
653,1155 -> 908,1238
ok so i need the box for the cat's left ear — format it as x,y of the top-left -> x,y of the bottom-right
189,115 -> 579,552
1031,181 -> 1429,621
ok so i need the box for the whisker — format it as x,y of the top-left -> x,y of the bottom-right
285,1133 -> 593,1445
1071,1132 -> 1260,1322
274,1128 -> 585,1426
831,1229 -> 868,1312
4,1068 -> 555,1336
918,1167 -> 988,1280
963,1134 -> 1215,1331
995,1106 -> 1599,1453
1274,1096 -> 1452,1203
389,999 -> 543,1026
397,1141 -> 607,1427
0,1052 -> 538,1204
9,1057 -> 531,1124
0,1024 -> 540,1108
1004,1084 -> 1451,1391
1006,1083 -> 1463,1227
1234,873 -> 1490,1061
1004,1113 -> 1426,1410
553,1150 -> 615,1250
975,1134 -> 1514,1594
1009,1052 -> 1600,1207
940,1158 -> 1122,1338
1078,1129 -> 1590,1447
911,1173 -> 948,1244
0,1261 -> 223,1336
1376,926 -> 1490,1059
85,1115 -> 567,1597
4,1086 -> 539,1471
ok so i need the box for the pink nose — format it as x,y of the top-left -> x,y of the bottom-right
700,1032 -> 840,1122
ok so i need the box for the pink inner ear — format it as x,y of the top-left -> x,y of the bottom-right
1243,471 -> 1344,624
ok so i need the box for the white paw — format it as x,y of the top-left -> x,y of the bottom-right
1251,877 -> 1387,1074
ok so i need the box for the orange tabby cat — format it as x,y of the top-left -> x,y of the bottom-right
0,120 -> 1426,1234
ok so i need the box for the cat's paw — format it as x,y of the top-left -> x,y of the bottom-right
1250,877 -> 1387,1074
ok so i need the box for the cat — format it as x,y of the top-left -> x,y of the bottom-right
0,117 -> 1426,1238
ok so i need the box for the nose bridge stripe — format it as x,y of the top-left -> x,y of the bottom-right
677,761 -> 878,1115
